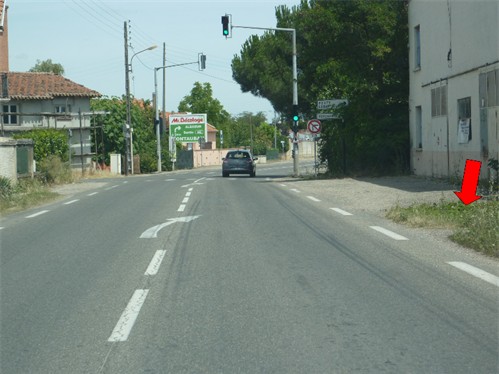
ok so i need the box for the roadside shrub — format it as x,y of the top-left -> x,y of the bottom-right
13,129 -> 69,162
140,153 -> 156,173
0,176 -> 14,199
387,200 -> 499,257
38,155 -> 73,184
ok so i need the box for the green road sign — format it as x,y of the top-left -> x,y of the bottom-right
169,114 -> 207,143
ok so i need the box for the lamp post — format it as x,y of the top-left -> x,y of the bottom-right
124,33 -> 157,175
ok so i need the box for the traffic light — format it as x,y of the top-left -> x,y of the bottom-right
292,104 -> 299,131
199,53 -> 206,70
221,15 -> 230,37
292,104 -> 299,122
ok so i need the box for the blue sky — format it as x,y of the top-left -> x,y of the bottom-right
8,0 -> 301,120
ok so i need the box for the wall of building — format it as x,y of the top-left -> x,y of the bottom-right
2,98 -> 96,171
0,4 -> 8,72
0,137 -> 34,182
0,137 -> 16,181
409,0 -> 499,179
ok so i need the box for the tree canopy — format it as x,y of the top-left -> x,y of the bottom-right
232,0 -> 409,174
91,96 -> 172,172
29,59 -> 65,75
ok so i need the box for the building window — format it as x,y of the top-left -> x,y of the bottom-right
414,25 -> 421,69
480,69 -> 499,108
457,97 -> 471,143
415,106 -> 422,149
55,105 -> 70,113
431,85 -> 447,117
2,104 -> 18,125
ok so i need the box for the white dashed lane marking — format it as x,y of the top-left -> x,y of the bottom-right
145,250 -> 167,276
307,196 -> 321,202
447,262 -> 499,287
370,226 -> 409,241
64,199 -> 79,205
26,210 -> 50,218
330,208 -> 353,216
108,289 -> 149,342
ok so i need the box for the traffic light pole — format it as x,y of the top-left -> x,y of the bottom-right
154,55 -> 206,172
231,24 -> 299,176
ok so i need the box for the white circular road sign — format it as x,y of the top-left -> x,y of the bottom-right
307,119 -> 321,134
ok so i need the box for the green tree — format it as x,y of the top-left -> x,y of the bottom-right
232,0 -> 409,175
178,82 -> 232,148
29,59 -> 65,75
91,96 -> 172,172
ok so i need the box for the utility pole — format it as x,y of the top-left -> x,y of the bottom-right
160,42 -> 166,172
154,67 -> 161,172
124,21 -> 131,176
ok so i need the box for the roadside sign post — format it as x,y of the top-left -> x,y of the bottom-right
307,119 -> 321,177
317,99 -> 349,175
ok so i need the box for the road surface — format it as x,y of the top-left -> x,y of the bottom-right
1,161 -> 498,373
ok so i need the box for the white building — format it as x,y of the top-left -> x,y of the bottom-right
409,0 -> 498,179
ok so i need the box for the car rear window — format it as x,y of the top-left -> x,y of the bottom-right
227,151 -> 249,159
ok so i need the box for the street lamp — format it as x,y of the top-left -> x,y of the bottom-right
124,43 -> 157,175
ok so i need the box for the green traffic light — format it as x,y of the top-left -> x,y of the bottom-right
293,115 -> 299,121
223,30 -> 229,35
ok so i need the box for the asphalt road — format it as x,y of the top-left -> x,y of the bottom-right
1,161 -> 498,373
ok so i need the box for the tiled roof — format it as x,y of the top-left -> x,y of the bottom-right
0,72 -> 101,100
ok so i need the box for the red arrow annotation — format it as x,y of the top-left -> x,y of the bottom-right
454,159 -> 482,205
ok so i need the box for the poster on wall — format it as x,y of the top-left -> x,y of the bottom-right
458,118 -> 471,144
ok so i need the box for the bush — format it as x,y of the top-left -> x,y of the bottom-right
38,156 -> 74,184
387,200 -> 499,257
0,176 -> 14,199
13,129 -> 69,162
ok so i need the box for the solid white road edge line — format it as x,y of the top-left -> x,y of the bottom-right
145,250 -> 167,276
447,262 -> 499,287
108,289 -> 149,342
369,226 -> 409,240
26,210 -> 50,218
330,208 -> 353,216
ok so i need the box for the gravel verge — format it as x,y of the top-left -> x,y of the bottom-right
275,175 -> 458,216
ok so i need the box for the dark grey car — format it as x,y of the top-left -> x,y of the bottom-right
222,150 -> 258,177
